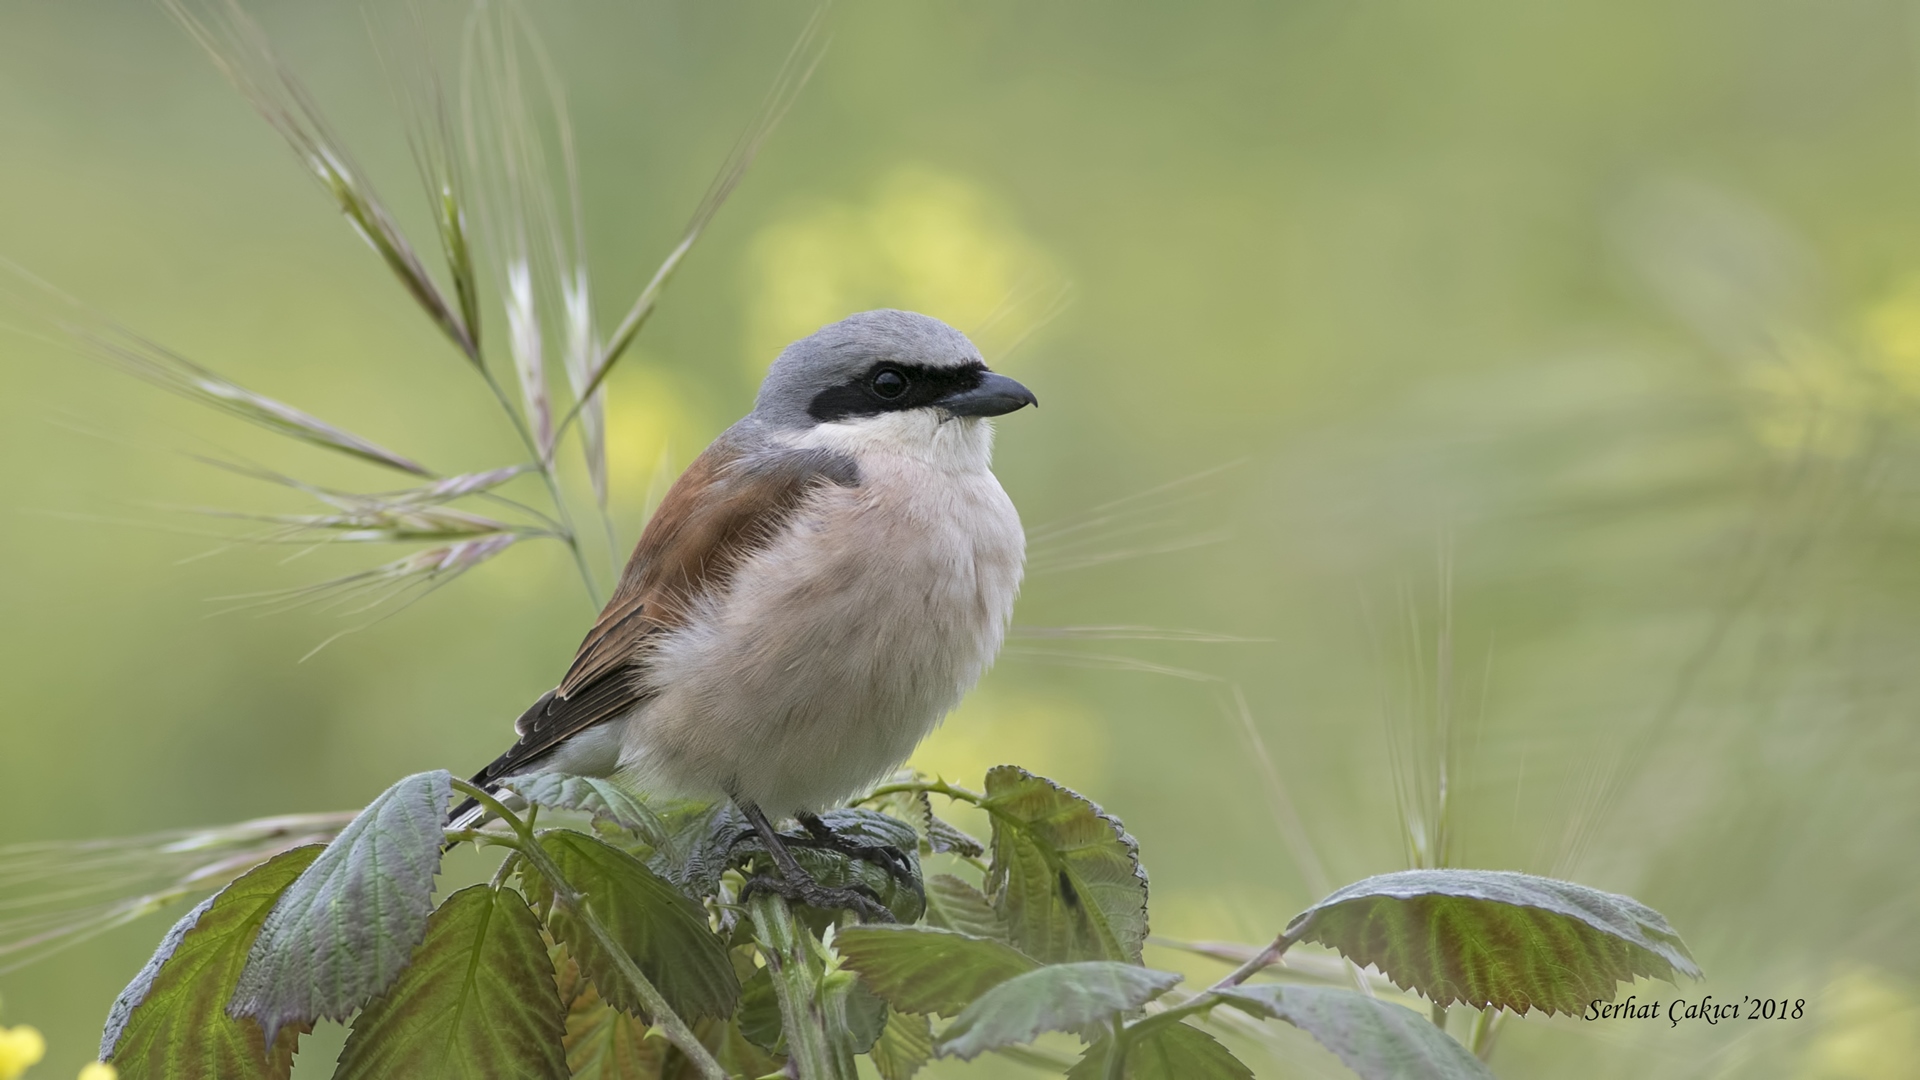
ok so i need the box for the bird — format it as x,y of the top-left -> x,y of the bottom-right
448,309 -> 1035,919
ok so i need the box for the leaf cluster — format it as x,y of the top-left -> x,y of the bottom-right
98,763 -> 1699,1080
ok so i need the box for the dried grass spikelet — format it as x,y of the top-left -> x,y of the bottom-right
574,6 -> 831,411
377,2 -> 485,359
162,0 -> 480,364
0,264 -> 431,478
458,0 -> 595,477
0,812 -> 353,976
183,503 -> 521,546
215,532 -> 519,618
197,458 -> 529,510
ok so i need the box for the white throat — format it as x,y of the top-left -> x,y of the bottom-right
787,410 -> 997,474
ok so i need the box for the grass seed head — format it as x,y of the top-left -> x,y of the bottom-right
162,0 -> 479,363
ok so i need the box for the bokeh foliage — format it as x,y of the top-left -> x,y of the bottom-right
4,0 -> 1920,1076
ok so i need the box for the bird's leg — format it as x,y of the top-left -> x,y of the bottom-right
736,802 -> 895,923
790,811 -> 920,895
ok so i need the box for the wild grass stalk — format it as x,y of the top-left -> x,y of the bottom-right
1022,461 -> 1243,576
163,0 -> 482,364
0,0 -> 833,992
0,812 -> 352,976
576,8 -> 829,420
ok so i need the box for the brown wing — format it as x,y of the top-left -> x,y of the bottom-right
463,440 -> 861,791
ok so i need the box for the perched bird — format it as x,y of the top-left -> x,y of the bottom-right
450,309 -> 1034,918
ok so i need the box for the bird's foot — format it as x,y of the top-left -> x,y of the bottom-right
790,812 -> 920,894
740,870 -> 896,923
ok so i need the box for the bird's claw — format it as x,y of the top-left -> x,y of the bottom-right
793,814 -> 922,895
740,872 -> 896,923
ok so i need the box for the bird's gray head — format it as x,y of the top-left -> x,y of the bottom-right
751,309 -> 1036,430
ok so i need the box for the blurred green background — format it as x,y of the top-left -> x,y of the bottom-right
4,0 -> 1920,1076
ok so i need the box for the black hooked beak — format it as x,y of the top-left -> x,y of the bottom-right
939,371 -> 1038,417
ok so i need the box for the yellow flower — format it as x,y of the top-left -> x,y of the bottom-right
78,1064 -> 119,1080
0,1024 -> 47,1080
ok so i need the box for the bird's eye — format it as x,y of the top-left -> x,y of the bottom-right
871,368 -> 908,398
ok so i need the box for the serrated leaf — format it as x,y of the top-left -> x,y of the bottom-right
1217,984 -> 1495,1080
982,766 -> 1150,965
933,962 -> 1182,1061
230,771 -> 451,1042
647,802 -> 752,898
1067,1023 -> 1253,1080
1284,869 -> 1701,1015
528,830 -> 740,1022
557,948 -> 668,1080
101,846 -> 319,1080
498,773 -> 668,845
868,1009 -> 932,1080
836,925 -> 1041,1017
332,885 -> 567,1080
924,874 -> 1007,941
926,816 -> 985,858
845,980 -> 891,1054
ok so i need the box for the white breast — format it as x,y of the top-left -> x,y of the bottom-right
619,413 -> 1024,813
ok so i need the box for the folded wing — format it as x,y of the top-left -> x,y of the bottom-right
451,440 -> 861,818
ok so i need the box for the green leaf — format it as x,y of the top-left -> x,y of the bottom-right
527,829 -> 740,1022
844,980 -> 891,1054
807,808 -> 920,852
736,967 -> 782,1053
1067,1024 -> 1253,1080
933,962 -> 1182,1061
1217,984 -> 1495,1080
498,773 -> 667,845
695,1015 -> 786,1079
230,771 -> 451,1042
836,925 -> 1042,1017
1283,869 -> 1701,1015
332,885 -> 568,1080
926,816 -> 986,858
557,948 -> 669,1080
924,874 -> 1007,941
868,1009 -> 932,1080
101,845 -> 320,1080
982,766 -> 1150,965
647,801 -> 752,898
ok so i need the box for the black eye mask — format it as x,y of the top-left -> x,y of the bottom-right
806,361 -> 987,422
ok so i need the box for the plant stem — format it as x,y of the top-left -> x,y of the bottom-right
861,779 -> 987,806
1102,1014 -> 1128,1080
478,490 -> 566,534
1430,1001 -> 1448,1030
532,462 -> 603,607
473,364 -> 601,606
1208,932 -> 1297,991
1468,1007 -> 1505,1062
449,779 -> 723,1080
747,892 -> 857,1080
1083,931 -> 1303,1068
